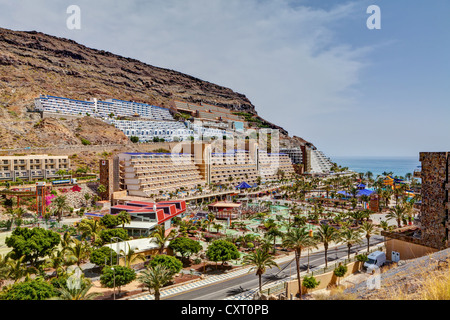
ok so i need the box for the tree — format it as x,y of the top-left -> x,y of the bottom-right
97,184 -> 107,200
50,278 -> 102,300
117,211 -> 131,228
264,227 -> 284,254
387,204 -> 406,228
206,240 -> 240,268
83,193 -> 91,206
65,240 -> 91,267
99,228 -> 129,245
45,248 -> 69,278
360,222 -> 378,253
151,225 -> 177,254
333,263 -> 348,286
0,278 -> 56,300
282,227 -> 312,300
77,218 -> 104,244
315,224 -> 338,268
148,255 -> 183,275
5,227 -> 60,267
338,228 -> 363,261
100,214 -> 120,229
302,275 -> 320,291
90,247 -> 118,267
130,136 -> 139,143
242,248 -> 279,293
100,265 -> 136,295
138,264 -> 173,300
51,195 -> 70,222
169,237 -> 202,261
6,255 -> 37,283
120,243 -> 146,268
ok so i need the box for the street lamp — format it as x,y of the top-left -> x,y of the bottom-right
111,266 -> 116,300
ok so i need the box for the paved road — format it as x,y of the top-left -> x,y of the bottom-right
163,235 -> 385,300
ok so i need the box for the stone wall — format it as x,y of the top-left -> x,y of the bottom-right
419,152 -> 449,249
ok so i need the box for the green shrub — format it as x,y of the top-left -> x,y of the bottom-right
303,275 -> 320,289
80,138 -> 91,145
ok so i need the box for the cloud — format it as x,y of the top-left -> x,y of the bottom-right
0,0 -> 370,145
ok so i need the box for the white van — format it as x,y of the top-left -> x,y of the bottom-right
364,251 -> 386,269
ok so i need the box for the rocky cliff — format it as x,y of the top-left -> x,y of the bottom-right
0,27 -> 307,148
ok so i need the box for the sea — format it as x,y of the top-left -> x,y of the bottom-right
331,156 -> 421,179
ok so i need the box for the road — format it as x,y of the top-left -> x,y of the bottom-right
163,235 -> 385,300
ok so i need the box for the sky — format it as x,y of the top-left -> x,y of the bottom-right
0,0 -> 449,158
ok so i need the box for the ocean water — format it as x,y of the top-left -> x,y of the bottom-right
331,156 -> 421,178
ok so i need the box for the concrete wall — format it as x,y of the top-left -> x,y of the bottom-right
286,261 -> 362,296
385,237 -> 438,261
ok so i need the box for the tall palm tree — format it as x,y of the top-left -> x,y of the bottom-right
151,225 -> 177,254
281,227 -> 311,300
360,222 -> 378,253
51,195 -> 70,222
138,264 -> 173,300
315,224 -> 338,268
242,248 -> 279,293
77,219 -> 104,244
387,204 -> 406,228
338,228 -> 363,260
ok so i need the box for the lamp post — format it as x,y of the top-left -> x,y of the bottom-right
110,237 -> 126,267
111,266 -> 116,300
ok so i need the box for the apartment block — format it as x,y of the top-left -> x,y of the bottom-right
115,153 -> 206,197
111,141 -> 297,197
0,155 -> 70,182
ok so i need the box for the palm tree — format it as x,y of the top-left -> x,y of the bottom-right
66,240 -> 91,267
315,224 -> 338,268
338,228 -> 363,261
77,219 -> 104,244
51,195 -> 70,222
45,248 -> 69,278
360,222 -> 378,253
13,207 -> 27,221
151,225 -> 177,254
60,231 -> 75,253
281,227 -> 311,300
265,227 -> 284,254
387,204 -> 406,228
83,193 -> 91,207
0,254 -> 10,287
120,243 -> 146,268
138,264 -> 173,300
97,184 -> 107,200
117,211 -> 131,228
50,279 -> 102,300
7,255 -> 36,283
242,248 -> 279,293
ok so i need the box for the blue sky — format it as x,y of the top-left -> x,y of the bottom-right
0,0 -> 449,158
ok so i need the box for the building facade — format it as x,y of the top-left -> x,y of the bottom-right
0,155 -> 70,182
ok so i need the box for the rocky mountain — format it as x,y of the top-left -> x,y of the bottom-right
0,27 -> 308,148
